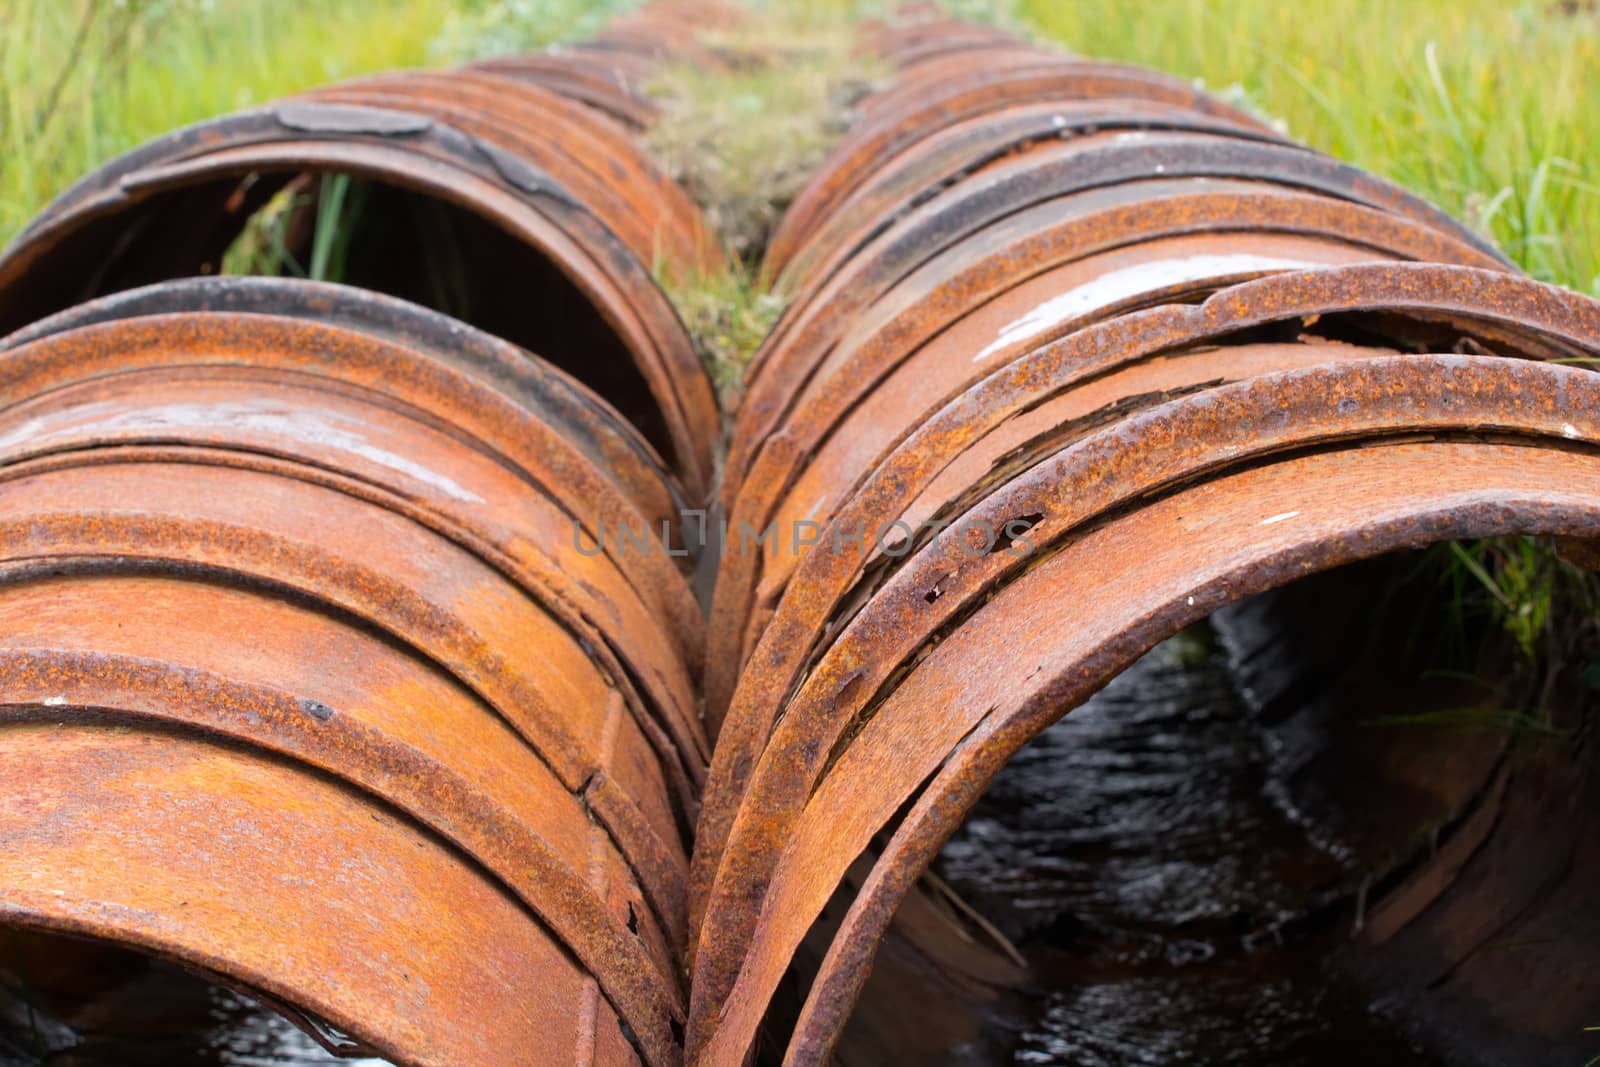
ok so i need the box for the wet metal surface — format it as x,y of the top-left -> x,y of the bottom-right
0,5 -> 730,1065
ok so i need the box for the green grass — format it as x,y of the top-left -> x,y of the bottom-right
0,0 -> 469,245
428,0 -> 639,59
646,15 -> 886,263
643,7 -> 888,397
1446,535 -> 1600,703
1020,0 -> 1600,296
661,261 -> 788,405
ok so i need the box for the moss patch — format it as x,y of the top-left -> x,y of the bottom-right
644,9 -> 888,402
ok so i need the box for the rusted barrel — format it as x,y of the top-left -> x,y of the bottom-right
705,54 -> 1514,720
0,34 -> 722,499
469,50 -> 662,130
465,1 -> 748,131
580,0 -> 741,71
0,4 -> 727,1062
688,22 -> 1600,1066
0,275 -> 710,1067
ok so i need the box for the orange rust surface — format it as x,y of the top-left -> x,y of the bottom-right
689,17 -> 1600,1066
6,10 -> 1600,1067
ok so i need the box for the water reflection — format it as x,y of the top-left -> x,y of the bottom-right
0,944 -> 391,1067
936,622 -> 1439,1065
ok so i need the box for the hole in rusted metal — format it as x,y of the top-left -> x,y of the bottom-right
991,512 -> 1044,555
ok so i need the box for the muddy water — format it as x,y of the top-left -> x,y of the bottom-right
934,615 -> 1442,1065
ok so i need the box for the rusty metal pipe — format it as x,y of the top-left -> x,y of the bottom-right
0,5 -> 732,1063
695,262 -> 1600,961
693,351 -> 1600,1062
8,10 -> 1600,1067
0,76 -> 721,499
695,24 -> 1600,1058
732,133 -> 1513,503
764,56 -> 1291,274
0,721 -> 646,1066
0,275 -> 689,546
780,447 -> 1600,1064
705,192 -> 1515,719
0,297 -> 703,1066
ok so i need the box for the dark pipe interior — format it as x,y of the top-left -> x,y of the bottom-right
765,548 -> 1600,1066
0,929 -> 391,1066
0,173 -> 673,464
329,181 -> 674,459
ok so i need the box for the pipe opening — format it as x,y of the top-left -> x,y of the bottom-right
0,929 -> 391,1066
765,546 -> 1600,1065
0,172 -> 673,464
